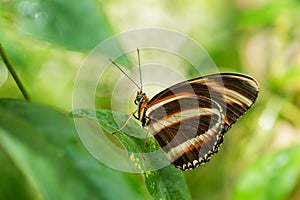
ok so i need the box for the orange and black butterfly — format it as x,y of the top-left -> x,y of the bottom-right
110,49 -> 259,171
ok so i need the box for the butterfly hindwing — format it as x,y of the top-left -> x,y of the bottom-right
147,95 -> 225,170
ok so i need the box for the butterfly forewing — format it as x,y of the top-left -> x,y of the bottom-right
145,73 -> 259,170
147,73 -> 259,130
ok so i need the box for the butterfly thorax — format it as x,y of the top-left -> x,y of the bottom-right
134,91 -> 150,126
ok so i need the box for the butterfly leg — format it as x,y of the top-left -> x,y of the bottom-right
112,110 -> 137,134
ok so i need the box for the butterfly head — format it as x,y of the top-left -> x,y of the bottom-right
134,91 -> 147,105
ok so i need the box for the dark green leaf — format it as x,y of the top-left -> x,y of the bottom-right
71,108 -> 192,200
0,99 -> 148,200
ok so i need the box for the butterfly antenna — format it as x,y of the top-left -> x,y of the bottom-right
109,58 -> 141,91
137,48 -> 143,92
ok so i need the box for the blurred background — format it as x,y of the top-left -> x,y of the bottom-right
1,0 -> 300,199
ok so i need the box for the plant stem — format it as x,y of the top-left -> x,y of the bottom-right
0,43 -> 31,101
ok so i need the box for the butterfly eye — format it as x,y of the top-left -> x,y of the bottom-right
134,93 -> 144,105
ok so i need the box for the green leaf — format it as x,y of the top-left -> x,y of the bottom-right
232,145 -> 300,200
0,99 -> 149,200
144,166 -> 192,200
16,0 -> 113,51
71,108 -> 192,200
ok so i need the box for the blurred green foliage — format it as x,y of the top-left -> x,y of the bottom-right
1,0 -> 300,199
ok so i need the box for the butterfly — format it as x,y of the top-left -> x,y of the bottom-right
110,50 -> 259,171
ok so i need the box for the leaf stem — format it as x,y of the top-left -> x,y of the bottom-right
0,43 -> 31,101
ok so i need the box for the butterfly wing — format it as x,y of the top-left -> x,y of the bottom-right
147,95 -> 225,170
146,73 -> 259,170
